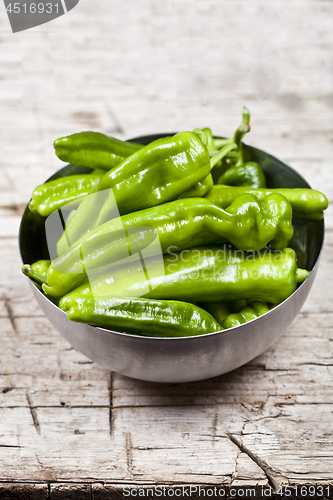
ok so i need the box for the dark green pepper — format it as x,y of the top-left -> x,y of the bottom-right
198,301 -> 233,325
289,221 -> 308,269
205,185 -> 328,221
59,296 -> 222,337
62,246 -> 309,306
211,107 -> 266,188
217,161 -> 266,188
222,301 -> 270,329
42,193 -> 293,298
29,171 -> 104,217
54,131 -> 142,171
56,133 -> 235,254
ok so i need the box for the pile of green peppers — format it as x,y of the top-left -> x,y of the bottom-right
23,108 -> 328,337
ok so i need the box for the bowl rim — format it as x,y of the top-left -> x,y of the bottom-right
20,135 -> 325,341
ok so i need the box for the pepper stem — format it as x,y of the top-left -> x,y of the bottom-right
22,264 -> 48,285
233,106 -> 251,165
210,143 -> 237,170
193,128 -> 209,147
213,138 -> 233,149
296,268 -> 310,283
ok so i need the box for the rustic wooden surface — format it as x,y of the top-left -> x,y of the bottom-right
0,0 -> 333,496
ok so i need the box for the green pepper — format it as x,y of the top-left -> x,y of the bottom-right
182,127 -> 216,198
54,131 -> 143,171
179,174 -> 214,198
232,299 -> 249,312
62,246 -> 309,306
59,296 -> 222,337
222,301 -> 270,329
198,301 -> 233,325
217,161 -> 266,188
42,193 -> 293,298
211,107 -> 266,188
205,185 -> 328,221
28,172 -> 104,217
56,133 -> 236,254
289,221 -> 308,269
22,260 -> 51,288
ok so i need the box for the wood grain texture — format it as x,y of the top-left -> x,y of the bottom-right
0,0 -> 332,492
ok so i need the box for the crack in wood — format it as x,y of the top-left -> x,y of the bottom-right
26,393 -> 41,435
1,387 -> 13,394
35,453 -> 43,469
0,203 -> 26,215
4,300 -> 18,335
125,432 -> 133,480
226,432 -> 283,492
297,362 -> 333,367
74,361 -> 94,365
103,100 -> 125,135
109,372 -> 114,435
211,412 -> 218,445
0,444 -> 23,448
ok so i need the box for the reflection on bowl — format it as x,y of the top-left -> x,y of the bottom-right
19,135 -> 324,383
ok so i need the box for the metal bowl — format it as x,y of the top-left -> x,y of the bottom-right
19,134 -> 325,383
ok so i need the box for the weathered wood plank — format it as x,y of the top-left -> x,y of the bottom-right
0,484 -> 48,499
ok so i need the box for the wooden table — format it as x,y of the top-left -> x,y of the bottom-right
0,1 -> 332,497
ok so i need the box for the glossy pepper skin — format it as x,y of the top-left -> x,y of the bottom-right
182,127 -> 215,198
56,132 -> 212,254
22,260 -> 51,290
217,162 -> 266,188
97,131 -> 210,212
211,107 -> 266,188
63,246 -> 309,305
179,172 -> 214,198
205,185 -> 328,221
222,301 -> 270,329
28,172 -> 104,217
59,296 -> 222,337
199,299 -> 252,323
226,108 -> 266,188
43,194 -> 293,298
54,131 -> 142,171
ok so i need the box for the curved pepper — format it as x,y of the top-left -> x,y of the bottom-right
211,107 -> 266,188
54,131 -> 142,171
29,172 -> 104,217
205,185 -> 328,221
22,260 -> 51,289
289,222 -> 308,269
181,127 -> 215,198
217,162 -> 266,188
179,174 -> 214,199
56,134 -> 235,255
62,246 -> 309,306
198,301 -> 233,325
222,301 -> 270,329
42,194 -> 293,298
59,296 -> 222,337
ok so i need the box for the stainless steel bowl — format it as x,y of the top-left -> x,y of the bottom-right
19,134 -> 325,383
